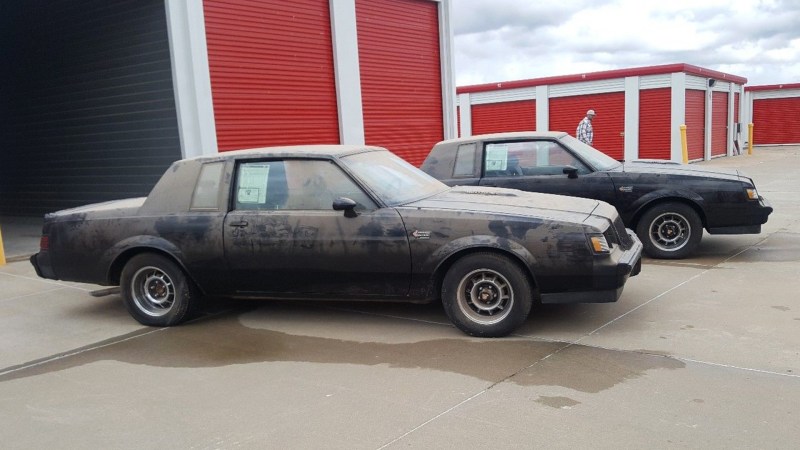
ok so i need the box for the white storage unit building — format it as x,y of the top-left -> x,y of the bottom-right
456,64 -> 747,163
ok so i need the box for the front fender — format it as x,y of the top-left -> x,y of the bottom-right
425,235 -> 537,280
627,189 -> 706,224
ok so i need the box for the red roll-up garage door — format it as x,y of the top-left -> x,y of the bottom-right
685,90 -> 706,160
356,0 -> 443,166
639,88 -> 671,160
471,100 -> 536,135
550,92 -> 625,160
753,97 -> 800,144
711,91 -> 728,157
204,0 -> 340,151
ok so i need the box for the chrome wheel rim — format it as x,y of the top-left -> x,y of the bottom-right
131,266 -> 175,317
649,212 -> 691,252
456,268 -> 514,325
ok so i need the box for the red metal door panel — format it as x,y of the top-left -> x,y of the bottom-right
685,90 -> 706,160
471,100 -> 536,135
356,0 -> 442,166
753,97 -> 800,144
549,93 -> 625,160
712,91 -> 728,156
204,0 -> 340,151
638,88 -> 671,160
457,106 -> 461,137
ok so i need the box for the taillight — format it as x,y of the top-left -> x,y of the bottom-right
40,236 -> 49,251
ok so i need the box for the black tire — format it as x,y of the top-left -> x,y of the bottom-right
636,202 -> 703,259
120,253 -> 197,326
441,253 -> 533,337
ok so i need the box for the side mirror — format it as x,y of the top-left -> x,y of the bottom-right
333,197 -> 358,218
563,166 -> 579,179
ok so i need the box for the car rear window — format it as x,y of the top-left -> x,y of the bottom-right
190,162 -> 224,210
453,143 -> 478,177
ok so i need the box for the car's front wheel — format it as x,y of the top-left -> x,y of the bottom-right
636,202 -> 703,259
120,253 -> 197,326
441,253 -> 533,337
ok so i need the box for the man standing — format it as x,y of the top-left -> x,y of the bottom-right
576,109 -> 595,145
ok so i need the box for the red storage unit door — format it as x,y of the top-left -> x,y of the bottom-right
685,90 -> 706,160
734,92 -> 740,123
471,100 -> 536,135
752,97 -> 800,144
457,105 -> 461,137
356,0 -> 443,166
711,91 -> 728,156
204,0 -> 340,151
549,93 -> 625,160
638,88 -> 671,159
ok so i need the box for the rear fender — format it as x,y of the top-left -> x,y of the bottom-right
103,236 -> 192,287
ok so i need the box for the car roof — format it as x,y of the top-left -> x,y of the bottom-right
185,144 -> 387,163
436,131 -> 569,146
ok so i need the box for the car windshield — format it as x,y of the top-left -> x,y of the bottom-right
341,150 -> 449,206
559,135 -> 622,171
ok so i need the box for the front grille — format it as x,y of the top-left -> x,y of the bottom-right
613,216 -> 633,249
603,227 -> 619,248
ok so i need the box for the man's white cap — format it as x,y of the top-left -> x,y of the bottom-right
587,109 -> 596,116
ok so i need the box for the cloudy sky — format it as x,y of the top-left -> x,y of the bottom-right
451,0 -> 800,87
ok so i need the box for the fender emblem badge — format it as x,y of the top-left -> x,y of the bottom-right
412,230 -> 431,239
618,186 -> 633,193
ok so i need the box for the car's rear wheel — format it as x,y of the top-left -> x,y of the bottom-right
120,253 -> 197,326
636,202 -> 703,259
441,253 -> 532,337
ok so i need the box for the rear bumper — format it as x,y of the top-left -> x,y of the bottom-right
541,229 -> 643,304
30,253 -> 57,280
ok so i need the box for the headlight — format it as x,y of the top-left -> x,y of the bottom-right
588,234 -> 610,254
745,188 -> 759,200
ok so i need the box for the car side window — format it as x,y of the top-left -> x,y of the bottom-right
484,143 -> 515,177
191,162 -> 224,210
453,143 -> 478,177
234,160 -> 376,211
235,161 -> 288,210
485,141 -> 590,177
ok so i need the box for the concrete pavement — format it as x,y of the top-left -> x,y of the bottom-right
1,147 -> 798,448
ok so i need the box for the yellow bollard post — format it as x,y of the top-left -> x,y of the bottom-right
748,123 -> 754,155
680,124 -> 689,164
0,226 -> 6,266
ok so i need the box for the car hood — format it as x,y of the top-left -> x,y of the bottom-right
619,160 -> 742,182
406,186 -> 602,221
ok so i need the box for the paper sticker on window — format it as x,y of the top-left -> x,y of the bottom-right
238,164 -> 270,204
485,145 -> 509,171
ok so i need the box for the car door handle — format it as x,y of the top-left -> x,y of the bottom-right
229,220 -> 249,228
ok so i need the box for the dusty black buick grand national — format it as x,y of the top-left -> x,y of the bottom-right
31,145 -> 642,337
422,132 -> 773,259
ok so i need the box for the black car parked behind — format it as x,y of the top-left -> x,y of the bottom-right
421,132 -> 773,259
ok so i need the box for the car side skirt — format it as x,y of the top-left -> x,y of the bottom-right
540,286 -> 625,304
707,225 -> 762,234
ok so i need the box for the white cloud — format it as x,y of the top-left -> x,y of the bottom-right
452,0 -> 800,86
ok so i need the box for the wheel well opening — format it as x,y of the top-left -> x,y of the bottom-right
432,248 -> 538,301
631,198 -> 707,230
108,248 -> 186,286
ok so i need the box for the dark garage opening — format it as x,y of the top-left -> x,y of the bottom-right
0,0 -> 182,216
